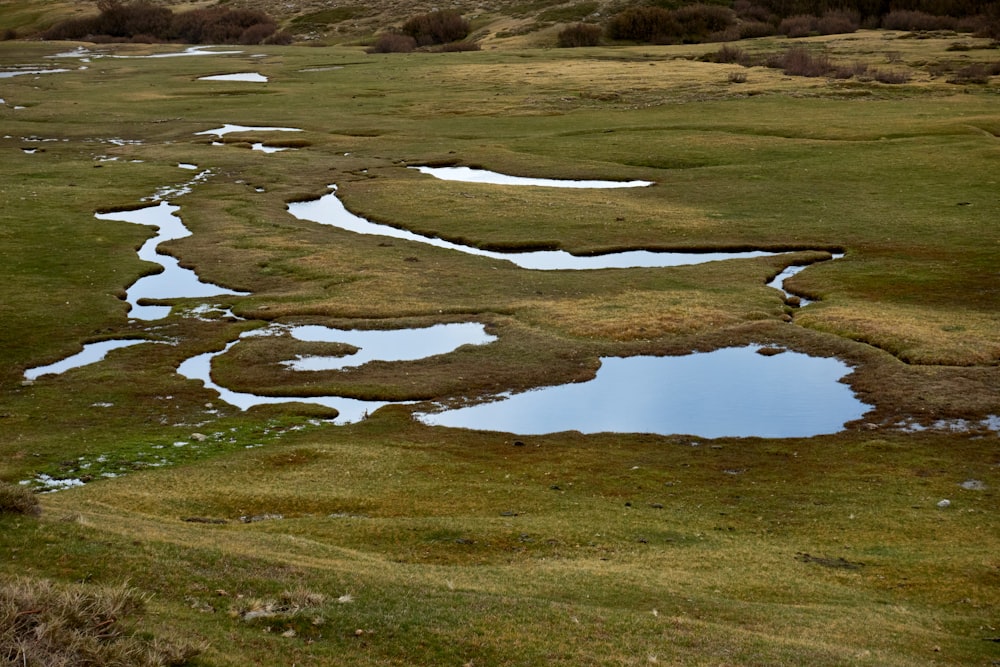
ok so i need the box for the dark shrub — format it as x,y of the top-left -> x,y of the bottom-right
712,44 -> 750,64
92,0 -> 171,38
872,68 -> 912,84
881,10 -> 956,31
42,0 -> 282,44
674,3 -> 735,41
401,10 -> 469,46
558,22 -> 602,47
606,6 -> 679,43
265,29 -> 294,45
366,32 -> 417,53
238,22 -> 277,45
733,0 -> 775,24
780,46 -> 833,77
779,14 -> 816,37
2,28 -> 17,41
739,20 -> 777,38
817,9 -> 859,35
947,63 -> 991,83
833,60 -> 869,78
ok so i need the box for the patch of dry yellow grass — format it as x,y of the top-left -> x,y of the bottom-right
520,288 -> 779,341
798,303 -> 1000,365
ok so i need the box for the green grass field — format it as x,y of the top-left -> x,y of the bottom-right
1,30 -> 998,665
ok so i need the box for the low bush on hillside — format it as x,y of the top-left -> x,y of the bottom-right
606,3 -> 735,44
605,0 -> 998,44
777,45 -> 833,76
366,32 -> 417,53
0,481 -> 39,516
42,0 -> 288,44
706,44 -> 912,84
558,22 -> 602,47
780,10 -> 859,37
947,62 -> 1000,83
400,9 -> 470,46
881,9 -> 957,31
0,578 -> 202,666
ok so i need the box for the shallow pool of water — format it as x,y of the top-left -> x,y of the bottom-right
288,187 -> 783,270
176,321 -> 498,422
195,124 -> 301,138
198,72 -> 268,82
417,346 -> 870,438
25,339 -> 148,380
271,321 -> 497,371
115,46 -> 242,59
0,68 -> 71,79
411,166 -> 653,188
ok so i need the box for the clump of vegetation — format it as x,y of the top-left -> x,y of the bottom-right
776,45 -> 834,77
557,22 -> 602,47
881,9 -> 957,32
947,61 -> 1000,83
706,44 -> 913,84
400,9 -> 470,47
780,9 -> 860,37
366,32 -> 417,53
603,0 -> 999,44
0,481 -> 39,516
42,0 -> 290,45
606,3 -> 735,44
0,578 -> 202,665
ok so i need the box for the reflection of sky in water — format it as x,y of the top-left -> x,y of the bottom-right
175,321 -> 496,422
178,323 -> 494,422
288,188 -> 780,271
114,46 -> 242,59
275,322 -> 496,371
198,72 -> 268,82
176,344 -> 396,423
411,166 -> 653,188
418,347 -> 871,438
96,202 -> 247,320
195,124 -> 301,137
0,68 -> 71,78
25,339 -> 147,380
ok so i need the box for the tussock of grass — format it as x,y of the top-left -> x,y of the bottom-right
0,482 -> 40,516
0,578 -> 202,666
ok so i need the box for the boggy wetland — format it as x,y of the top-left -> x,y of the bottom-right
1,29 -> 999,667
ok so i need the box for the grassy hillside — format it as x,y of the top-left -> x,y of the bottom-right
1,28 -> 998,666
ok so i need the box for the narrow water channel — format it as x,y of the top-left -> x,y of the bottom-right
95,200 -> 248,320
28,152 -> 867,438
288,187 -> 786,270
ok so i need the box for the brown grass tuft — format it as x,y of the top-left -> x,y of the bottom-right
0,482 -> 40,516
0,578 -> 203,666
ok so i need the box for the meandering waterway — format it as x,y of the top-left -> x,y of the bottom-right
29,150 -> 866,436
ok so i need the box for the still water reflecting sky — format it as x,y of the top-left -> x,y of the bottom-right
418,347 -> 870,438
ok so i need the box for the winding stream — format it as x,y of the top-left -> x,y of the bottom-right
30,151 -> 865,436
288,187 -> 786,270
95,199 -> 248,320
